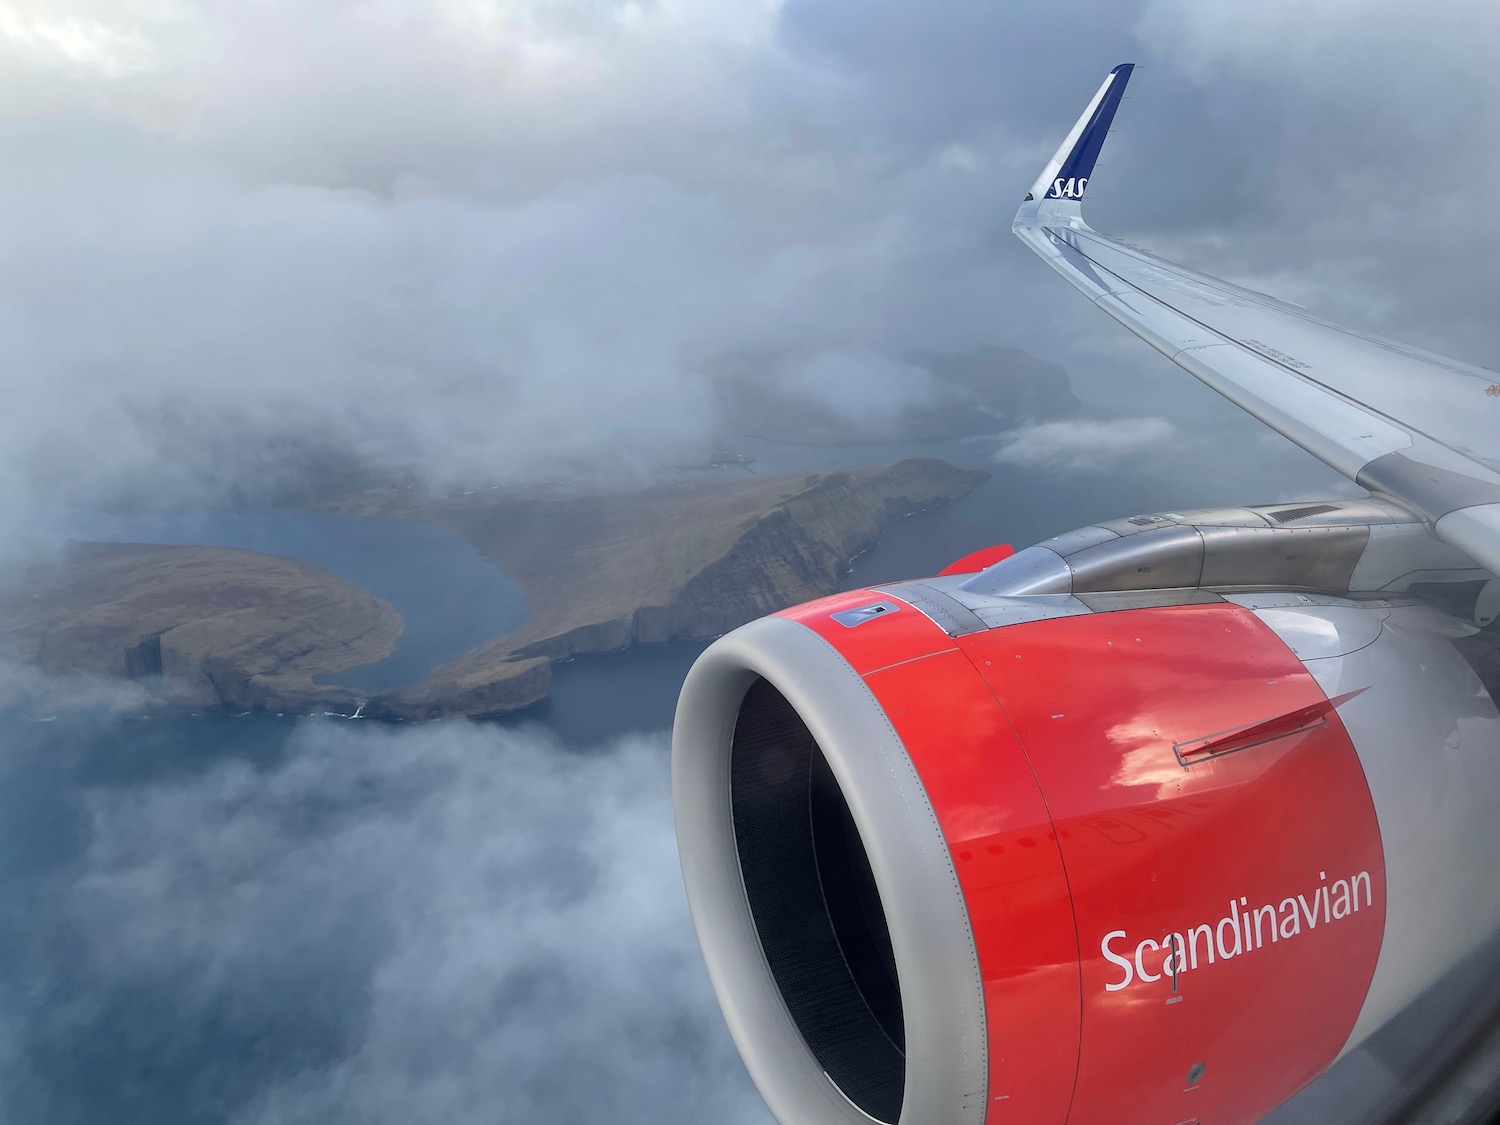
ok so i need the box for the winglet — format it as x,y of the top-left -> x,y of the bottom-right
1023,63 -> 1134,206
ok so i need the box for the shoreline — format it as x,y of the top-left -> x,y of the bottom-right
1,458 -> 988,722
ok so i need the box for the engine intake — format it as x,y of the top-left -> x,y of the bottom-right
674,613 -> 989,1125
731,679 -> 904,1121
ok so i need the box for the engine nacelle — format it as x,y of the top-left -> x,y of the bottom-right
673,504 -> 1500,1125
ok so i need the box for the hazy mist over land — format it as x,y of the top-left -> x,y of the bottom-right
0,1 -> 1497,1122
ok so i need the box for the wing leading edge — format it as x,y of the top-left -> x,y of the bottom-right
1014,65 -> 1500,580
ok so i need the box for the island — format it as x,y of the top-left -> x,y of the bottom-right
0,458 -> 987,719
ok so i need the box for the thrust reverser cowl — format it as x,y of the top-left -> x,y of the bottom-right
673,578 -> 1500,1125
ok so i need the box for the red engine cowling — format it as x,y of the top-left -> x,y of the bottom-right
673,569 -> 1500,1125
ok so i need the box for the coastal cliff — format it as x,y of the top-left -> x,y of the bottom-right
384,458 -> 987,718
4,458 -> 986,719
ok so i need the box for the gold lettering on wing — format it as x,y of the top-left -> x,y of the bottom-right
1487,384 -> 1500,397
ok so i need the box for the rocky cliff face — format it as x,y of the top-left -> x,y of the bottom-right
634,461 -> 981,642
389,458 -> 987,718
3,459 -> 987,720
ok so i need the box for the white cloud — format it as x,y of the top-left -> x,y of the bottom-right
0,658 -> 155,715
767,349 -> 936,425
0,0 -> 1491,529
991,416 -> 1179,472
0,1 -> 186,79
0,0 -> 1028,523
0,717 -> 771,1123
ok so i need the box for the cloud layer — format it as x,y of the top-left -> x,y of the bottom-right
992,416 -> 1178,472
0,715 -> 768,1124
0,0 -> 1493,524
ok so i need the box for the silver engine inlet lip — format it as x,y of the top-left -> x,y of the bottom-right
672,614 -> 988,1125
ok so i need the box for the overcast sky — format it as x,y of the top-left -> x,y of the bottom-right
0,0 -> 1495,526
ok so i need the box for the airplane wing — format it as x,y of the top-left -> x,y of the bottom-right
1013,64 -> 1500,579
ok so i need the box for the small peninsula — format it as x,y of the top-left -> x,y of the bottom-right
0,542 -> 400,714
3,458 -> 987,719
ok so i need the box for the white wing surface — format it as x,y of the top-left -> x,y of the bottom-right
1015,65 -> 1500,578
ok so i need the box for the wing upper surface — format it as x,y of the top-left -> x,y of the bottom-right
1015,65 -> 1500,579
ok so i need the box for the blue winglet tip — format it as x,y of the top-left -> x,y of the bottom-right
1047,62 -> 1135,201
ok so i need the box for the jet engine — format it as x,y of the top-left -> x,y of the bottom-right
672,499 -> 1500,1125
